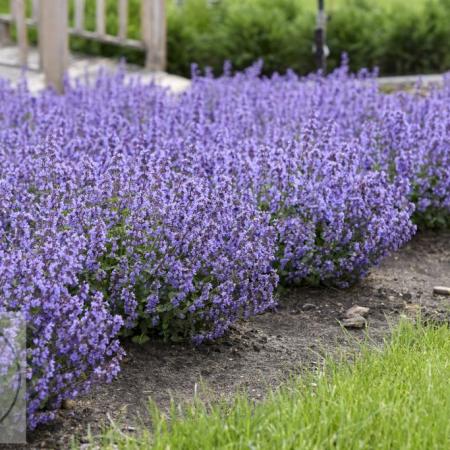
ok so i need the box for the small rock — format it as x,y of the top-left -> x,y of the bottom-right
62,399 -> 76,410
341,315 -> 367,329
302,303 -> 316,311
403,304 -> 422,319
253,344 -> 261,352
344,305 -> 370,319
433,286 -> 450,296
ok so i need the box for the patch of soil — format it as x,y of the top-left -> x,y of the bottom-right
12,231 -> 450,449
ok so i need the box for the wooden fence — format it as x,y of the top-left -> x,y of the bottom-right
0,0 -> 166,92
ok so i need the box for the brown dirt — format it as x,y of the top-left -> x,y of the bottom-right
9,231 -> 450,449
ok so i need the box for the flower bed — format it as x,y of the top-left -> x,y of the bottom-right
0,66 -> 448,428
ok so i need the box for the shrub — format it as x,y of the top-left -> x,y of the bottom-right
0,62 -> 448,429
0,143 -> 124,429
1,0 -> 449,76
82,158 -> 279,344
379,0 -> 450,76
0,73 -> 278,426
168,0 -> 450,77
356,78 -> 450,227
168,65 -> 417,285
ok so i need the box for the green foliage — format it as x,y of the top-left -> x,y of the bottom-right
380,0 -> 450,75
413,207 -> 450,229
167,0 -> 316,76
326,0 -> 387,72
1,0 -> 448,76
79,212 -> 201,343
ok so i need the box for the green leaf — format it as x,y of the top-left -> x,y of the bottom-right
131,334 -> 150,345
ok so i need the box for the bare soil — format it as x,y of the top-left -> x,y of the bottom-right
10,231 -> 450,449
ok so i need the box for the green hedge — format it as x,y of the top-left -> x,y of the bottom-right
1,0 -> 449,77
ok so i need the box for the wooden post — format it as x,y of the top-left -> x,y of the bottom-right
0,0 -> 12,46
118,0 -> 128,41
39,0 -> 69,93
141,0 -> 166,72
31,0 -> 39,22
96,0 -> 105,36
75,0 -> 85,32
0,21 -> 11,46
13,0 -> 28,66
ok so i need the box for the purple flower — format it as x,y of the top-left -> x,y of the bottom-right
0,62 -> 448,429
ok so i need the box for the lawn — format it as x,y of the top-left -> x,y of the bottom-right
80,320 -> 450,450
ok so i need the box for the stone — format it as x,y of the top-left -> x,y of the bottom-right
341,315 -> 367,329
344,305 -> 370,319
433,286 -> 450,296
302,303 -> 316,311
62,399 -> 76,410
404,303 -> 421,313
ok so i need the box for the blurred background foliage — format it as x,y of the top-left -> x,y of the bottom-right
1,0 -> 449,76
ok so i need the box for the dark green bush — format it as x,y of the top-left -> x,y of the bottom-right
326,0 -> 387,73
380,0 -> 450,75
1,0 -> 449,76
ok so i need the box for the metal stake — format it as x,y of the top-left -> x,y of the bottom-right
315,0 -> 327,73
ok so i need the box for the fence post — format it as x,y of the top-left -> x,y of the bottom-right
13,0 -> 28,66
0,0 -> 11,46
96,0 -> 105,36
39,0 -> 69,93
0,0 -> 12,45
0,22 -> 11,46
141,0 -> 166,71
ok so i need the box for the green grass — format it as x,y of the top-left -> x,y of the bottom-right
78,320 -> 450,450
